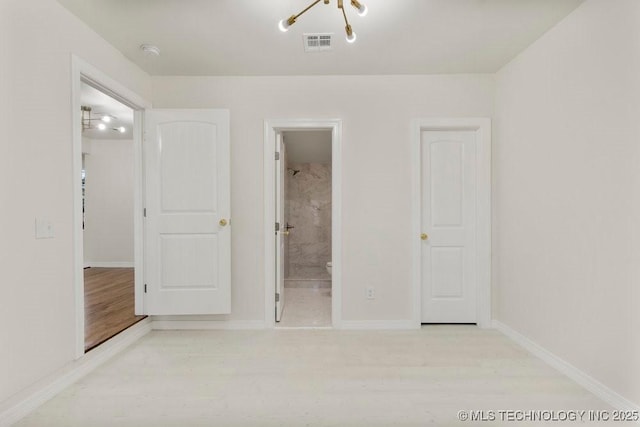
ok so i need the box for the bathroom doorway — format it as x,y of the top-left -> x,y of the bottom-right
277,130 -> 332,327
264,119 -> 342,328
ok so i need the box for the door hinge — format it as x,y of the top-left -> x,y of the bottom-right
144,284 -> 147,293
275,222 -> 280,232
275,151 -> 280,161
143,208 -> 147,218
275,292 -> 280,302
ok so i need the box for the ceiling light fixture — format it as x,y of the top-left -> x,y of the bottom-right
81,106 -> 126,134
278,0 -> 367,43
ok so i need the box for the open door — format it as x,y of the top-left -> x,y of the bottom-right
144,109 -> 231,315
275,133 -> 286,321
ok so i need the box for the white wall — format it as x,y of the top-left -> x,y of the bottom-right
83,139 -> 134,266
494,0 -> 640,406
151,75 -> 494,323
0,0 -> 150,404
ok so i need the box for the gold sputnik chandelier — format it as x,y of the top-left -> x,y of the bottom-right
81,106 -> 126,134
278,0 -> 368,43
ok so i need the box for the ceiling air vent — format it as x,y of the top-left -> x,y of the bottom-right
303,33 -> 333,52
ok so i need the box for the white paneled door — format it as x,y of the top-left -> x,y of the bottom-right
144,109 -> 230,315
421,130 -> 477,323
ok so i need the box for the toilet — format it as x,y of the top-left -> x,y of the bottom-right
326,261 -> 332,277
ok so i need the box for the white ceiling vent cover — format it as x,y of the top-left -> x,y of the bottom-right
303,33 -> 333,52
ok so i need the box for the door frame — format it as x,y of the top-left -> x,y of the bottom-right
411,118 -> 492,329
264,119 -> 342,328
71,55 -> 151,358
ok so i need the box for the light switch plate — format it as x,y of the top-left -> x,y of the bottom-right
366,287 -> 375,300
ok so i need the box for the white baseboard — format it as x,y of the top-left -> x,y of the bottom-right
151,320 -> 266,330
84,261 -> 135,268
0,318 -> 152,427
339,320 -> 418,330
275,326 -> 334,330
493,320 -> 640,413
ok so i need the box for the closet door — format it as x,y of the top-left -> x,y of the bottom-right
420,130 -> 477,323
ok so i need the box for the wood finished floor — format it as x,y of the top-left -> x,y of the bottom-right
17,327 -> 610,426
84,267 -> 146,351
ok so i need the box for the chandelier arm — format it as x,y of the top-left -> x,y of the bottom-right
292,0 -> 325,22
340,2 -> 351,28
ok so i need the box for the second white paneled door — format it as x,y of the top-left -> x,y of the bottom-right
420,130 -> 478,323
144,109 -> 231,315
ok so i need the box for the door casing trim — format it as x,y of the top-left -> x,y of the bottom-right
411,118 -> 492,328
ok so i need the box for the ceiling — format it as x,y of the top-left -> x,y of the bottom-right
284,131 -> 332,164
58,0 -> 584,76
81,82 -> 134,140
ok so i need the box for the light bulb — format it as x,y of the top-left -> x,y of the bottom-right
97,123 -> 106,130
278,19 -> 290,32
346,32 -> 357,43
118,126 -> 126,133
351,0 -> 368,17
101,115 -> 112,123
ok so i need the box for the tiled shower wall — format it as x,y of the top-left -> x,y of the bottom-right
285,162 -> 332,279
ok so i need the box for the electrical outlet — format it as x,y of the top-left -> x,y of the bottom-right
35,218 -> 54,239
366,287 -> 375,300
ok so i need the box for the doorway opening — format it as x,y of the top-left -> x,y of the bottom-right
276,130 -> 333,327
264,120 -> 342,329
80,81 -> 145,351
72,56 -> 151,358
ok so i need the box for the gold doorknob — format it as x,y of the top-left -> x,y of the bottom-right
282,231 -> 290,236
421,233 -> 428,240
219,219 -> 228,226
